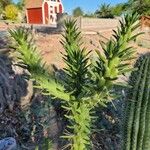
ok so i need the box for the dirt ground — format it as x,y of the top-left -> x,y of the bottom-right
34,31 -> 150,69
0,22 -> 150,150
0,22 -> 150,69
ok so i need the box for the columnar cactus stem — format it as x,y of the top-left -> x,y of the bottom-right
123,54 -> 150,150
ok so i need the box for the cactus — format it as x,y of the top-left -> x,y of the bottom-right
10,13 -> 141,150
123,53 -> 150,150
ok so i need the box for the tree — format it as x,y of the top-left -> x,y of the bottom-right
84,12 -> 96,18
127,0 -> 150,15
0,0 -> 12,15
16,0 -> 25,10
5,4 -> 19,20
95,3 -> 114,18
111,3 -> 127,16
0,0 -> 12,8
0,3 -> 3,14
72,7 -> 84,17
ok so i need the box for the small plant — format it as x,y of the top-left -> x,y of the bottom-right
9,12 -> 141,150
35,138 -> 53,150
123,53 -> 150,150
5,4 -> 19,21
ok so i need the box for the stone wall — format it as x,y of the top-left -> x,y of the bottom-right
57,14 -> 120,32
77,17 -> 120,31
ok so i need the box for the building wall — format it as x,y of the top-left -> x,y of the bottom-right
25,0 -> 43,9
44,2 -> 49,24
42,0 -> 64,24
59,17 -> 120,31
26,0 -> 63,25
27,8 -> 43,24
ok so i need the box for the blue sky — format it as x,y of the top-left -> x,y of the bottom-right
14,0 -> 127,14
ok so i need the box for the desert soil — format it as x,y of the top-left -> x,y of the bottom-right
0,22 -> 149,68
35,31 -> 150,69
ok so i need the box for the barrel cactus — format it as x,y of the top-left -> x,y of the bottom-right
123,53 -> 150,150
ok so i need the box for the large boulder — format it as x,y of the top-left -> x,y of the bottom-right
0,55 -> 33,112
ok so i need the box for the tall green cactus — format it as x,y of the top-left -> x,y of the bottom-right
123,53 -> 150,150
10,12 -> 141,150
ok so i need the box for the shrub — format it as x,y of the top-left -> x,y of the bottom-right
72,7 -> 84,17
5,4 -> 18,21
9,12 -> 141,150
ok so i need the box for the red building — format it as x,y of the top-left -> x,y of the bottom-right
25,0 -> 64,25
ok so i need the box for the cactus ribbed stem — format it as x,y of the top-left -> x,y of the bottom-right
123,54 -> 150,150
131,58 -> 149,150
143,87 -> 150,149
123,58 -> 146,150
137,57 -> 150,150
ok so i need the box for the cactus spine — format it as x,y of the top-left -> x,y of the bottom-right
123,53 -> 150,150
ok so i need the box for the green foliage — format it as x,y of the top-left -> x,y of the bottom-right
60,20 -> 92,149
61,20 -> 90,98
0,3 -> 3,15
0,0 -> 12,16
83,13 -> 96,18
89,12 -> 141,108
72,7 -> 84,17
127,0 -> 150,15
111,3 -> 127,16
5,4 -> 19,20
35,138 -> 53,150
42,138 -> 52,150
95,3 -> 114,18
9,27 -> 70,101
123,53 -> 150,150
16,0 -> 25,10
0,0 -> 12,8
9,12 -> 141,150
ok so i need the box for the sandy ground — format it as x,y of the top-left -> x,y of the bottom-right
0,22 -> 150,68
34,31 -> 150,69
36,33 -> 105,68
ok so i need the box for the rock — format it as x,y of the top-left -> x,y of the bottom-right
20,80 -> 33,108
0,137 -> 16,150
0,55 -> 33,112
30,94 -> 61,150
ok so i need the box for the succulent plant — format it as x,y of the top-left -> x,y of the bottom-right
123,53 -> 150,150
9,12 -> 141,150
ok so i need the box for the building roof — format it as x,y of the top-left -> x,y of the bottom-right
25,0 -> 43,8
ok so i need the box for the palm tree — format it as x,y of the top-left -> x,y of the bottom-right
95,3 -> 114,18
